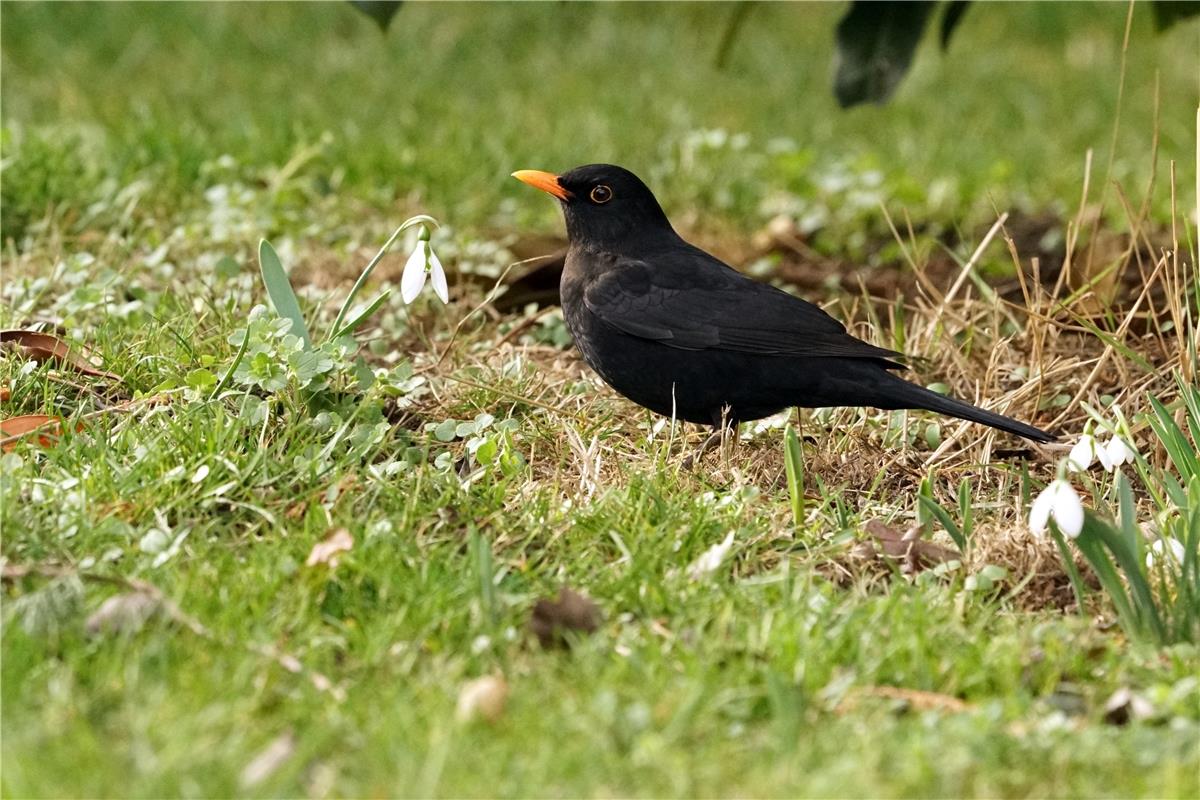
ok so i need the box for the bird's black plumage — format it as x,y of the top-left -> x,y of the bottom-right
513,164 -> 1055,443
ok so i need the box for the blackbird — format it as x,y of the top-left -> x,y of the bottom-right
512,164 -> 1055,444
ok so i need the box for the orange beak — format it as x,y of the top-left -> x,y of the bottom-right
511,169 -> 571,201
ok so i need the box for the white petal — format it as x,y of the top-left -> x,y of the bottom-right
1029,485 -> 1055,536
1147,537 -> 1186,570
1051,481 -> 1084,538
1167,538 -> 1186,563
400,242 -> 428,304
1067,435 -> 1095,472
428,249 -> 449,304
688,531 -> 735,580
1104,437 -> 1133,469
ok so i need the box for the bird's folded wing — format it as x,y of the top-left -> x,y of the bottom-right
583,260 -> 903,361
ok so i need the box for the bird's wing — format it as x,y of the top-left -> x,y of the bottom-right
583,256 -> 904,361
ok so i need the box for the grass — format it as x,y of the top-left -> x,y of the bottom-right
3,2 -> 1200,798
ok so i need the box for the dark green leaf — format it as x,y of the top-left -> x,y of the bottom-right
833,1 -> 936,108
350,0 -> 403,32
939,1 -> 970,49
1151,0 -> 1200,31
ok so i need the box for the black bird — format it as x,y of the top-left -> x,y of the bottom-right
512,164 -> 1055,444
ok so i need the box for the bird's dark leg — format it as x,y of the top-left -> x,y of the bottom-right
681,406 -> 736,470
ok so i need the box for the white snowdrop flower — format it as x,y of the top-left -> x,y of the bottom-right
1067,434 -> 1098,472
1029,479 -> 1085,539
688,531 -> 736,580
1102,436 -> 1134,470
1145,538 -> 1185,570
400,227 -> 449,304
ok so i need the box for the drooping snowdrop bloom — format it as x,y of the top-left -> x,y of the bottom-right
1103,436 -> 1134,470
1145,537 -> 1186,570
1029,479 -> 1084,538
1067,433 -> 1099,472
400,226 -> 448,304
1067,430 -> 1136,473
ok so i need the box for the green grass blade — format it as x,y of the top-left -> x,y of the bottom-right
957,477 -> 974,540
259,238 -> 312,349
210,328 -> 251,399
783,424 -> 805,530
919,494 -> 965,553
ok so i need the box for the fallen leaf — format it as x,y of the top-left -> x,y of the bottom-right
305,528 -> 353,568
0,414 -> 81,452
0,385 -> 10,402
1103,687 -> 1155,725
860,520 -> 958,574
0,329 -> 120,380
239,730 -> 296,789
529,587 -> 601,648
85,591 -> 162,636
455,674 -> 508,723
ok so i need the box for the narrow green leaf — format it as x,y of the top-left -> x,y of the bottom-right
472,530 -> 496,624
258,239 -> 312,349
919,494 -> 965,553
1083,512 -> 1165,641
784,424 -> 805,530
211,328 -> 251,400
1150,396 -> 1199,478
957,477 -> 974,539
332,290 -> 391,341
1072,519 -> 1139,634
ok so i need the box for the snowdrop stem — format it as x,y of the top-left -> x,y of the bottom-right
330,215 -> 441,339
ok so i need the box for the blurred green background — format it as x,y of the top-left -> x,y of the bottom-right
2,2 -> 1196,245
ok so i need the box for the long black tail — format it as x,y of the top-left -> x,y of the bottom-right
875,373 -> 1057,443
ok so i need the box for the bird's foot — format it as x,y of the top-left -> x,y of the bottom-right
681,428 -> 733,471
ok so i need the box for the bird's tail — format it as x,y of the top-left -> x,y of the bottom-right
874,373 -> 1056,443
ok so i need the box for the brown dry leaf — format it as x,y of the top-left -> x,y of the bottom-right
85,591 -> 162,636
305,528 -> 353,568
0,414 -> 80,452
239,730 -> 296,789
529,587 -> 602,648
0,329 -> 121,380
842,685 -> 973,714
859,520 -> 959,574
0,385 -> 10,402
455,674 -> 508,723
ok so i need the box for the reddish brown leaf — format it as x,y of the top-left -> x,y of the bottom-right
530,587 -> 602,648
0,414 -> 81,451
1,329 -> 120,380
860,519 -> 959,574
0,385 -> 10,402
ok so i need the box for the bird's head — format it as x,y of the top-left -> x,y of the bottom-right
512,164 -> 675,249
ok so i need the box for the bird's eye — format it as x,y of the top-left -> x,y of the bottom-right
589,185 -> 613,204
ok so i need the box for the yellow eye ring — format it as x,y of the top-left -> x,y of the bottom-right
590,185 -> 613,204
